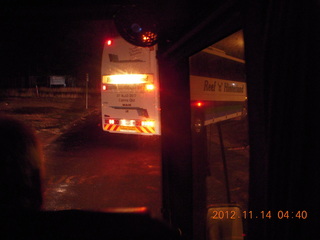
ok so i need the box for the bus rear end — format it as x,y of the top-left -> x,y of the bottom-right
101,36 -> 160,135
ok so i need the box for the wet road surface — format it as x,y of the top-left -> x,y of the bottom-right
42,111 -> 162,219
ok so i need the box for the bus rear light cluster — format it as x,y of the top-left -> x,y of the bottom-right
145,84 -> 155,91
106,119 -> 119,125
107,118 -> 152,127
141,120 -> 155,127
102,84 -> 108,91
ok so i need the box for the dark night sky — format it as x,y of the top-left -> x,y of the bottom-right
1,14 -> 114,88
0,0 -> 226,88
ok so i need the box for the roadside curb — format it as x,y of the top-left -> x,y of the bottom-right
40,108 -> 99,149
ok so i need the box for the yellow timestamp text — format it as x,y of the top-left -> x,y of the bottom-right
210,210 -> 308,220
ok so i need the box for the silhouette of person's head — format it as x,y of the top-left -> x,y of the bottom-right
0,115 -> 43,211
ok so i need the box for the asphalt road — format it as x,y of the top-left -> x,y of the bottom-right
1,96 -> 249,222
206,119 -> 249,210
42,111 -> 163,219
42,110 -> 249,221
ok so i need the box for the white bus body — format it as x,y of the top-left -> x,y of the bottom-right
189,33 -> 247,126
101,37 -> 161,135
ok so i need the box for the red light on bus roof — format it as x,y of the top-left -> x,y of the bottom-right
196,101 -> 203,107
106,39 -> 112,46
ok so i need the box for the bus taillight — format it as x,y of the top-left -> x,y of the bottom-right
141,120 -> 155,127
106,119 -> 119,125
145,84 -> 155,91
102,84 -> 108,91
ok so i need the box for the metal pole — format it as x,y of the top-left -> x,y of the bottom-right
86,73 -> 89,109
192,108 -> 207,240
217,122 -> 231,203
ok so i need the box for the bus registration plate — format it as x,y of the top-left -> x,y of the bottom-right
120,126 -> 136,131
121,119 -> 135,126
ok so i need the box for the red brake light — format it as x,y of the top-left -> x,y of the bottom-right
196,101 -> 203,107
102,84 -> 108,91
106,39 -> 112,46
107,119 -> 119,125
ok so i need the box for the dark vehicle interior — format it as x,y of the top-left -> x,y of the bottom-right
1,0 -> 319,239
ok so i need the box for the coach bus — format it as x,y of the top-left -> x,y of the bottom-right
101,36 -> 161,135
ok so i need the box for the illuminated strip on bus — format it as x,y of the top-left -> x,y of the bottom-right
102,74 -> 153,85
